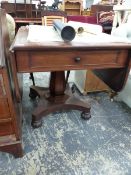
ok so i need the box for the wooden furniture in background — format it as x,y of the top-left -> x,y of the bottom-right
63,0 -> 83,15
1,1 -> 42,31
42,15 -> 66,25
1,0 -> 42,18
91,4 -> 113,16
91,4 -> 114,34
0,9 -> 23,158
14,18 -> 42,32
41,10 -> 67,18
74,70 -> 109,94
101,0 -> 118,4
81,9 -> 91,16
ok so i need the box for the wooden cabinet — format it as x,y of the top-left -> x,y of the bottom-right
74,70 -> 109,94
0,9 -> 23,158
63,0 -> 83,15
1,0 -> 42,31
91,4 -> 113,16
0,68 -> 23,158
1,0 -> 42,18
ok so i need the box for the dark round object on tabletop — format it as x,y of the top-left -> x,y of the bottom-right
53,19 -> 76,42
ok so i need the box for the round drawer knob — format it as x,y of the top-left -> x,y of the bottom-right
74,57 -> 81,62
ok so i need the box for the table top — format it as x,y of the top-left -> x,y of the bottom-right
10,26 -> 131,51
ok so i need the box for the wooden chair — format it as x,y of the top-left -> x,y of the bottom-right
42,15 -> 66,25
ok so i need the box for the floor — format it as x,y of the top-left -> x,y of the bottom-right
0,73 -> 131,175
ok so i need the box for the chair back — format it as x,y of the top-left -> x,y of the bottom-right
111,1 -> 131,32
42,16 -> 67,26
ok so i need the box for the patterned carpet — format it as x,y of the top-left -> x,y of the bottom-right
0,73 -> 131,175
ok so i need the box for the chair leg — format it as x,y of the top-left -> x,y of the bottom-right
65,71 -> 70,85
30,73 -> 35,85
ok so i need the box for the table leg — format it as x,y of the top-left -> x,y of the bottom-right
30,71 -> 91,128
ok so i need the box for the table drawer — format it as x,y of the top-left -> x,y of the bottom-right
0,98 -> 10,119
16,50 -> 128,72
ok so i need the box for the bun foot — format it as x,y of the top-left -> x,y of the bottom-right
31,119 -> 42,128
29,88 -> 39,99
81,112 -> 91,120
